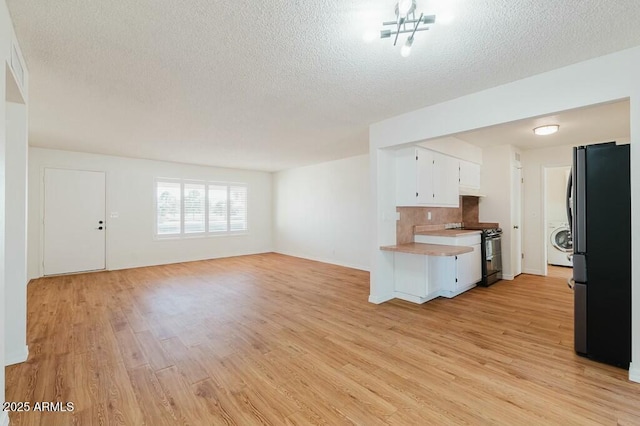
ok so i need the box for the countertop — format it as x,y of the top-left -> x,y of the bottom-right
380,243 -> 473,256
414,229 -> 482,237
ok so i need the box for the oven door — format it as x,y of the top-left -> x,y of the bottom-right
485,236 -> 502,284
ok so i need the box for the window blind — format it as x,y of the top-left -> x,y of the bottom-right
156,181 -> 181,235
208,184 -> 228,232
229,185 -> 248,231
155,180 -> 247,237
184,183 -> 205,233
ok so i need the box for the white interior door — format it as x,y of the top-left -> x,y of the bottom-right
512,165 -> 523,276
44,168 -> 106,275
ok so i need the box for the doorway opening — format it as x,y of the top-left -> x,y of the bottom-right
544,165 -> 573,281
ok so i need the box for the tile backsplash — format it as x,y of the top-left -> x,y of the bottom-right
396,196 -> 480,244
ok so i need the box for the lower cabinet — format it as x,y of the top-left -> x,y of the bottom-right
393,252 -> 441,304
429,245 -> 482,298
393,233 -> 482,303
456,244 -> 483,291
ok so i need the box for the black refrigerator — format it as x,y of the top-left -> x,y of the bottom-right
569,142 -> 631,369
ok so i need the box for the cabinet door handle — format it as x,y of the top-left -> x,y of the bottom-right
513,225 -> 519,229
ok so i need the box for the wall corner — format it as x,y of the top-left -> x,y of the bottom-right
630,362 -> 640,383
5,345 -> 28,366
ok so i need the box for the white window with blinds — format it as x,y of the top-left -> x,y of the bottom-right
229,185 -> 248,232
155,179 -> 248,238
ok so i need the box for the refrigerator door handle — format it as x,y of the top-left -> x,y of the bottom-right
574,148 -> 587,253
566,169 -> 573,232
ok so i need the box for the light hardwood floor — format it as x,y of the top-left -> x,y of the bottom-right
547,264 -> 573,280
6,253 -> 639,425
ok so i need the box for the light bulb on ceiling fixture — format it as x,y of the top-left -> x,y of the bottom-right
397,0 -> 415,17
533,125 -> 560,136
401,37 -> 413,57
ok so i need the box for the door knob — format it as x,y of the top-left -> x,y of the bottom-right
513,225 -> 519,229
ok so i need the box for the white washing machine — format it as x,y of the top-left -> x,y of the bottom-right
548,221 -> 573,267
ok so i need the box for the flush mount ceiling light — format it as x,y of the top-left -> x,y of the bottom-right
377,0 -> 436,57
533,125 -> 560,136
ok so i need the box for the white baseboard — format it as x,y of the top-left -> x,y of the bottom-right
440,283 -> 477,298
522,268 -> 545,276
1,410 -> 8,426
5,345 -> 28,366
368,293 -> 394,304
501,274 -> 515,281
274,251 -> 370,272
629,362 -> 640,383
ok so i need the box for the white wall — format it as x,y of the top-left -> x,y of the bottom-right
478,145 -> 520,279
369,45 -> 640,382
545,166 -> 570,224
0,63 -> 6,426
0,1 -> 29,420
274,154 -> 370,271
5,101 -> 27,365
417,136 -> 483,164
28,148 -> 273,277
1,0 -> 29,420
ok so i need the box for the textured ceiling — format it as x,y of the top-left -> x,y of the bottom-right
7,0 -> 640,171
456,100 -> 630,150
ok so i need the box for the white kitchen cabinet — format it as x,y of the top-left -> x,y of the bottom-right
454,244 -> 483,293
459,160 -> 482,194
416,148 -> 434,204
433,152 -> 460,206
415,233 -> 482,297
393,252 -> 441,304
395,146 -> 459,207
428,247 -> 482,298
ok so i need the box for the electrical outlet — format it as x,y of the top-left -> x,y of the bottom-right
427,211 -> 432,220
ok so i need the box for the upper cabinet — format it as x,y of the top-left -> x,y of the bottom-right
459,160 -> 482,195
396,147 -> 460,207
432,152 -> 460,206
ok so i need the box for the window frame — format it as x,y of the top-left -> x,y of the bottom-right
154,178 -> 248,239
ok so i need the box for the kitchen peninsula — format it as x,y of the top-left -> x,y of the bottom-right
381,228 -> 483,304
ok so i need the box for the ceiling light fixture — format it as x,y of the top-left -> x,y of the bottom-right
397,0 -> 415,17
533,125 -> 560,136
376,0 -> 436,56
400,37 -> 414,57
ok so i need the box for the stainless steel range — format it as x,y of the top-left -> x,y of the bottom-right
479,228 -> 502,286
